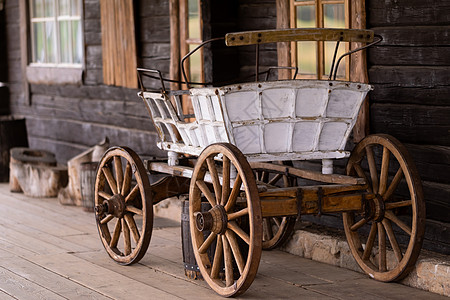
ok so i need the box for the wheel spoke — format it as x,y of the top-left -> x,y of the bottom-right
221,156 -> 231,206
353,163 -> 372,193
100,214 -> 114,225
382,219 -> 403,262
100,224 -> 112,242
227,207 -> 248,221
125,205 -> 143,215
125,184 -> 140,203
263,218 -> 273,241
377,222 -> 387,272
124,214 -> 140,244
283,174 -> 291,187
261,171 -> 269,182
103,165 -> 118,195
110,218 -> 122,248
228,221 -> 250,245
268,173 -> 283,186
196,180 -> 216,207
385,211 -> 412,236
211,236 -> 223,279
114,156 -> 124,195
379,147 -> 390,196
255,170 -> 262,181
121,162 -> 132,196
366,146 -> 379,194
383,167 -> 403,200
350,217 -> 368,231
225,230 -> 245,275
224,173 -> 242,212
385,200 -> 412,210
122,218 -> 131,256
222,235 -> 234,287
99,191 -> 112,200
272,217 -> 281,228
207,158 -> 221,205
198,232 -> 217,254
363,222 -> 377,260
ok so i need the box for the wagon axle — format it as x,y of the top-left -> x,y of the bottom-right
95,194 -> 126,219
364,194 -> 386,222
194,205 -> 228,234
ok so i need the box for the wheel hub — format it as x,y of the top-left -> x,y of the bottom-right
364,194 -> 385,222
194,205 -> 228,234
95,194 -> 126,218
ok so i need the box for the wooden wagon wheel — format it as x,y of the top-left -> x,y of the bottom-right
190,143 -> 262,297
343,134 -> 425,281
254,162 -> 297,250
94,147 -> 153,265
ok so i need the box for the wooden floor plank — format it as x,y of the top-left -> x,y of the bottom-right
3,191 -> 95,233
307,278 -> 449,300
0,202 -> 84,237
21,252 -> 181,300
0,255 -> 112,300
0,266 -> 66,300
75,250 -> 222,300
0,290 -> 16,299
1,222 -> 92,254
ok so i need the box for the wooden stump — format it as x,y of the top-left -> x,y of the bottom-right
9,148 -> 68,197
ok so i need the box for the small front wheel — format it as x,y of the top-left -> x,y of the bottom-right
94,147 -> 153,265
189,143 -> 262,297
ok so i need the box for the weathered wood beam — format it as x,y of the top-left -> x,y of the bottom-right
250,162 -> 366,185
276,0 -> 291,80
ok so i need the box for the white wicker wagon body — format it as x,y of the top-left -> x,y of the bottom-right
140,79 -> 372,162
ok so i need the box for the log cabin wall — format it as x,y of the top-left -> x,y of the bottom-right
203,0 -> 278,85
235,0 -> 278,81
4,0 -> 169,163
367,0 -> 450,253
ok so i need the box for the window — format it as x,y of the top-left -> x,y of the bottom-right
29,0 -> 82,66
291,0 -> 349,80
180,0 -> 204,84
170,0 -> 204,117
22,0 -> 84,86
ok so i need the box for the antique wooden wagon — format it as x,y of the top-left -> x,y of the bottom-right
93,28 -> 425,297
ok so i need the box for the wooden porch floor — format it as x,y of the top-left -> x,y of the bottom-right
0,183 -> 446,299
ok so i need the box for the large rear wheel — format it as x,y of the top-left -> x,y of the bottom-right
343,134 -> 425,281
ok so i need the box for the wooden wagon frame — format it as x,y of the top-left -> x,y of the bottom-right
93,28 -> 425,297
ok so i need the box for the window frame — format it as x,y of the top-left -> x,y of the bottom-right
179,0 -> 204,85
25,0 -> 84,86
290,0 -> 350,80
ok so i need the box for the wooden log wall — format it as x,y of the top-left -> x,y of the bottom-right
235,0 -> 278,81
366,0 -> 450,228
4,0 -> 169,163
